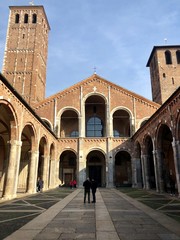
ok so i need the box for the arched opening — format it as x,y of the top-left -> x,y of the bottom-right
32,13 -> 37,24
134,142 -> 143,188
38,137 -> 47,185
176,50 -> 180,64
165,50 -> 172,64
59,150 -> 77,186
115,151 -> 132,187
18,125 -> 34,193
86,150 -> 106,187
0,137 -> 5,196
15,13 -> 20,23
49,143 -> 55,188
113,110 -> 130,137
157,124 -> 175,193
85,95 -> 106,137
144,136 -> 156,189
24,13 -> 28,24
0,103 -> 17,197
60,110 -> 79,137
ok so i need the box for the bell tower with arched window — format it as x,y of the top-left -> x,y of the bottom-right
2,5 -> 50,106
146,45 -> 180,104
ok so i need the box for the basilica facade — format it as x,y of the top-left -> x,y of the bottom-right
0,5 -> 179,200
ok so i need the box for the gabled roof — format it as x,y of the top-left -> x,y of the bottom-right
34,74 -> 160,109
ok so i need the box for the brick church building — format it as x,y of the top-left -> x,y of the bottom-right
0,5 -> 179,200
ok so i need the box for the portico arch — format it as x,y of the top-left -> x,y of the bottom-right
86,150 -> 106,187
18,124 -> 35,193
0,102 -> 18,198
38,136 -> 48,189
156,124 -> 175,193
144,135 -> 156,189
133,141 -> 143,188
114,151 -> 132,187
59,150 -> 77,186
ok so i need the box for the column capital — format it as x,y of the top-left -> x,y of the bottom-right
7,140 -> 22,146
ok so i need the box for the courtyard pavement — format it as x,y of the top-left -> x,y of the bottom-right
0,188 -> 180,240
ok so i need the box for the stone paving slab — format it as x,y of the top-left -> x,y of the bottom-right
3,188 -> 180,240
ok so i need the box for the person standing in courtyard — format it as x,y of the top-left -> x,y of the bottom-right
91,179 -> 97,203
83,178 -> 91,203
37,177 -> 44,192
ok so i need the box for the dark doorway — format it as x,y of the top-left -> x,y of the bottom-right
89,166 -> 102,187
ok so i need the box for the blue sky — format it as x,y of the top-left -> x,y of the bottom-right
0,0 -> 180,100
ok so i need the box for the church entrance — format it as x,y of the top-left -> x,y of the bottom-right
86,150 -> 106,187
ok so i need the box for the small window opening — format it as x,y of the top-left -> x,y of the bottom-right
32,13 -> 37,23
176,50 -> 180,64
172,78 -> 175,85
22,34 -> 25,39
165,50 -> 172,64
163,73 -> 166,78
24,14 -> 28,23
15,14 -> 20,23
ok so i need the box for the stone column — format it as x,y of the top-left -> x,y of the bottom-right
3,140 -> 21,199
142,154 -> 150,190
78,157 -> 86,187
153,150 -> 160,192
13,140 -> 22,196
131,158 -> 137,188
107,137 -> 113,187
140,154 -> 145,189
172,140 -> 180,196
27,150 -> 39,193
42,154 -> 50,190
48,158 -> 53,188
78,138 -> 86,187
153,150 -> 164,193
107,155 -> 114,188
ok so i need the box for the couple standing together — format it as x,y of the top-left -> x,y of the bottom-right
83,178 -> 97,203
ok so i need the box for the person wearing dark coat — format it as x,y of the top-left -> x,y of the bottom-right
83,178 -> 91,203
91,179 -> 97,203
37,177 -> 44,192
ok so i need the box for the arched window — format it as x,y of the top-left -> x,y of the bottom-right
24,14 -> 28,23
113,109 -> 130,137
176,50 -> 180,64
32,13 -> 37,24
86,117 -> 103,137
165,50 -> 172,64
15,14 -> 20,23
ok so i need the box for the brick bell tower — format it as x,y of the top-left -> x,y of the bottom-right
2,5 -> 50,105
147,45 -> 180,105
